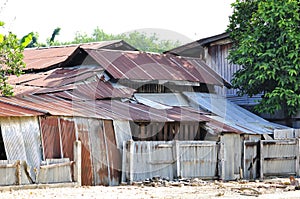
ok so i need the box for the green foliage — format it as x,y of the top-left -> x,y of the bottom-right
71,27 -> 181,53
49,27 -> 61,46
227,0 -> 300,117
0,22 -> 29,96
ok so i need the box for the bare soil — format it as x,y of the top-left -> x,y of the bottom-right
0,178 -> 300,199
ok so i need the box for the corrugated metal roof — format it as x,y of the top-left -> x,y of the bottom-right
9,66 -> 136,99
0,94 -> 209,122
183,92 -> 291,134
85,49 -> 228,86
23,40 -> 137,71
164,32 -> 230,57
0,101 -> 44,116
80,40 -> 138,51
23,46 -> 78,70
133,93 -> 242,134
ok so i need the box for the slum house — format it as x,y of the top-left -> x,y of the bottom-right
0,42 -> 296,185
165,33 -> 300,128
1,44 -> 244,185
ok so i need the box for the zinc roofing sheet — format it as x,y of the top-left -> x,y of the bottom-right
183,92 -> 291,134
0,101 -> 44,116
0,94 -> 208,122
23,46 -> 78,70
85,49 -> 228,86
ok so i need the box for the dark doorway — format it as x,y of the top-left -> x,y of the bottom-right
0,126 -> 7,160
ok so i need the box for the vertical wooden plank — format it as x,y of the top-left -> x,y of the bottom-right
219,141 -> 225,181
260,140 -> 264,180
73,140 -> 81,186
164,124 -> 168,141
296,138 -> 300,176
129,140 -> 134,185
121,141 -> 127,183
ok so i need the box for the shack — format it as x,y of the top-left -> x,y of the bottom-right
0,41 -> 295,187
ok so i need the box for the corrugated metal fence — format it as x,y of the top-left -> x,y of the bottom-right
122,140 -> 221,183
260,139 -> 300,178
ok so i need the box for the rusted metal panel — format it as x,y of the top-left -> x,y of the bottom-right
75,118 -> 93,186
0,101 -> 44,117
23,46 -> 78,70
40,117 -> 62,159
103,120 -> 121,185
88,119 -> 109,185
85,49 -> 227,86
60,118 -> 76,161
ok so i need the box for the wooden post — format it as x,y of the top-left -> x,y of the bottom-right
121,141 -> 127,183
73,140 -> 82,186
296,138 -> 300,176
16,160 -> 21,185
174,140 -> 181,178
259,140 -> 264,180
219,141 -> 225,181
128,139 -> 134,185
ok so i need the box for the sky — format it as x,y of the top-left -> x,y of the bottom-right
0,0 -> 235,44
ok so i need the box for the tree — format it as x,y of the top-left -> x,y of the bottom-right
71,27 -> 181,53
227,0 -> 300,122
0,21 -> 31,96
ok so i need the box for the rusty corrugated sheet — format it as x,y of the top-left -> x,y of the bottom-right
40,117 -> 62,159
85,49 -> 227,86
75,118 -> 94,186
23,46 -> 78,70
0,95 -> 210,123
0,101 -> 44,117
60,118 -> 76,161
88,119 -> 109,185
103,120 -> 121,185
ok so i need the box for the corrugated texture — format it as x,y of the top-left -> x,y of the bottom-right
60,118 -> 76,161
244,141 -> 258,179
22,40 -> 137,71
23,46 -> 78,70
75,118 -> 93,186
0,95 -> 209,123
40,117 -> 62,159
123,140 -> 220,182
0,101 -> 44,116
0,117 -> 42,181
261,140 -> 297,176
38,158 -> 72,183
75,118 -> 121,186
103,120 -> 121,186
20,117 -> 42,181
113,120 -> 132,149
85,49 -> 227,86
221,134 -> 241,181
179,141 -> 218,178
184,92 -> 290,134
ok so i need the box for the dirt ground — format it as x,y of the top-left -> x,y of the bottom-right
0,178 -> 300,199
